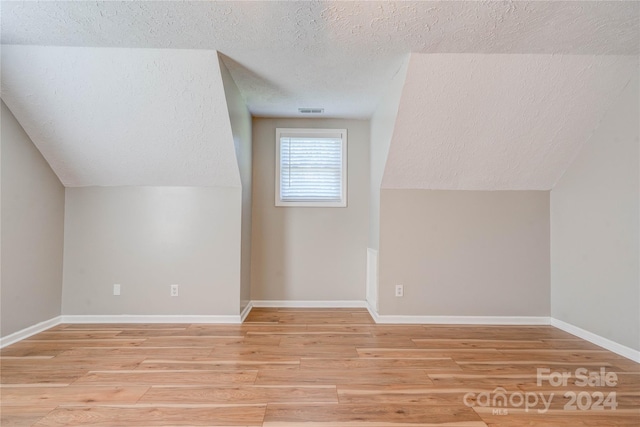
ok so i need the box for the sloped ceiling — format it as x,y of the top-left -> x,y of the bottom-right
2,1 -> 638,118
1,46 -> 240,187
1,1 -> 638,189
382,54 -> 638,190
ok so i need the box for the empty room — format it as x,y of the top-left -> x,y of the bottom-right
1,1 -> 638,426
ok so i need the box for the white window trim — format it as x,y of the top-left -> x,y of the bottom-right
275,128 -> 347,208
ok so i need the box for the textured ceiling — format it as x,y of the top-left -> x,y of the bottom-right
1,2 -> 638,189
382,53 -> 638,190
0,46 -> 240,187
2,1 -> 638,118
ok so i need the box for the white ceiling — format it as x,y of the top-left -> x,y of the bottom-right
2,0 -> 638,118
1,1 -> 638,189
1,46 -> 240,187
382,53 -> 638,190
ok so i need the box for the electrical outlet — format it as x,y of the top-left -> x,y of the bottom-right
113,284 -> 121,296
170,284 -> 179,297
395,285 -> 404,297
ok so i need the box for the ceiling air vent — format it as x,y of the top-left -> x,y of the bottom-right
298,108 -> 324,114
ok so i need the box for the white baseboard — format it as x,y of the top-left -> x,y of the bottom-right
365,301 -> 381,323
365,300 -> 549,325
551,318 -> 640,363
240,301 -> 253,322
251,300 -> 368,308
374,314 -> 551,325
4,309 -> 638,364
366,302 -> 639,362
0,316 -> 62,348
61,314 -> 242,324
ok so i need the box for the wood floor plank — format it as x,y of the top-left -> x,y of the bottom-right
73,370 -> 258,386
273,308 -> 368,313
137,336 -> 245,347
475,407 -> 640,426
256,368 -> 433,386
604,357 -> 640,372
304,324 -> 379,333
1,369 -> 89,385
30,331 -> 124,340
139,385 -> 338,404
276,315 -> 373,325
133,335 -> 279,347
430,372 -> 540,383
1,308 -> 637,427
541,339 -> 610,351
57,347 -> 213,358
248,330 -> 372,336
412,339 -> 552,350
418,326 -> 575,340
492,350 -> 619,364
210,344 -> 360,358
1,340 -> 145,358
0,405 -> 56,427
337,385 -> 470,405
414,352 -> 616,364
458,362 -> 625,374
509,391 -> 640,411
240,324 -> 309,333
31,405 -> 266,426
0,385 -> 150,406
137,358 -> 299,371
247,308 -> 374,325
0,344 -> 66,357
264,423 -> 486,427
263,403 -> 484,425
1,355 -> 144,371
357,348 -> 502,360
370,325 -> 441,335
116,324 -> 247,337
299,357 -> 461,371
280,335 -> 417,348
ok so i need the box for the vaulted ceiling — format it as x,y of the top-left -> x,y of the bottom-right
383,53 -> 638,190
2,1 -> 638,118
1,1 -> 638,189
2,46 -> 240,187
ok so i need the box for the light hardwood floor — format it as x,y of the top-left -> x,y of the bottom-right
1,308 -> 638,426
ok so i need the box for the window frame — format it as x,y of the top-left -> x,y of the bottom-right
275,128 -> 348,208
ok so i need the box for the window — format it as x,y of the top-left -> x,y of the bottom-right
275,128 -> 347,207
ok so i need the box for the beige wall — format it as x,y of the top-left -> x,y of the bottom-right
62,186 -> 242,316
551,73 -> 639,351
379,189 -> 550,316
369,59 -> 408,250
1,101 -> 65,336
251,118 -> 369,301
220,58 -> 253,313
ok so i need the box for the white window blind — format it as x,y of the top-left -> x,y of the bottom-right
276,129 -> 347,207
